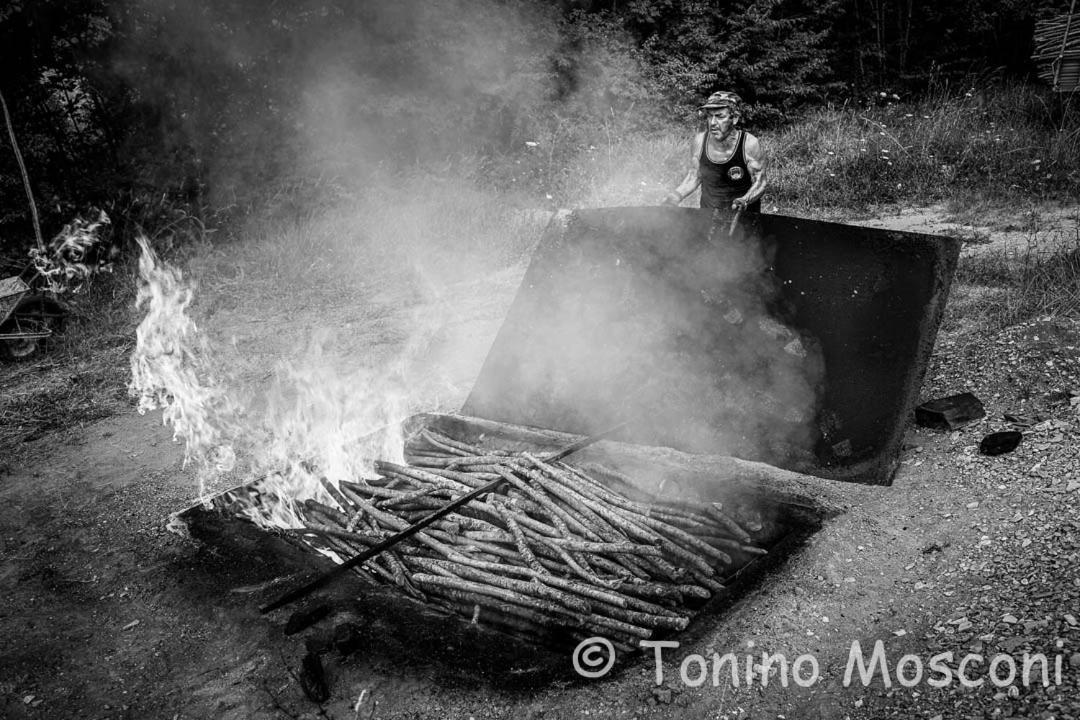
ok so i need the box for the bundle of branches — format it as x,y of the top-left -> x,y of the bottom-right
290,428 -> 768,651
1033,13 -> 1080,90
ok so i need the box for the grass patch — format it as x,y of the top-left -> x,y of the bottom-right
510,81 -> 1080,218
770,82 -> 1080,213
0,263 -> 140,447
945,240 -> 1080,332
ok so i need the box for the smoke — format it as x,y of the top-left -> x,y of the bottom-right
121,0 -> 826,513
129,237 -> 423,515
107,0 -> 565,202
289,0 -> 561,178
30,209 -> 116,294
464,210 -> 825,470
106,0 -> 692,210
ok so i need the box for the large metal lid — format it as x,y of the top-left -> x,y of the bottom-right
462,208 -> 960,485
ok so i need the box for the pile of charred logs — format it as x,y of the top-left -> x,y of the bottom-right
292,428 -> 768,650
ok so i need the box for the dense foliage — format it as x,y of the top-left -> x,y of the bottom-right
0,0 -> 1076,248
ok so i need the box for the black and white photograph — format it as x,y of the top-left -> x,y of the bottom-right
1,1 -> 1078,718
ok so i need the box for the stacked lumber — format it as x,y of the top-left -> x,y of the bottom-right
289,428 -> 769,650
1033,14 -> 1080,91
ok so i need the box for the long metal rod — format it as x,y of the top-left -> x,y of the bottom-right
259,422 -> 625,614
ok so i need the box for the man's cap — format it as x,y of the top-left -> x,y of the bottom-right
700,91 -> 743,112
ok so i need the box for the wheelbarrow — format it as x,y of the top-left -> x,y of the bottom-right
0,262 -> 68,361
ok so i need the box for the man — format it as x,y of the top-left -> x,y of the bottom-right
662,91 -> 767,212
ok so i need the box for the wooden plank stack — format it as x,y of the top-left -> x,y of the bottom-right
1033,13 -> 1080,92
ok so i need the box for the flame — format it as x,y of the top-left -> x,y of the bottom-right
128,236 -> 240,495
128,237 -> 414,531
238,342 -> 409,529
31,209 -> 115,294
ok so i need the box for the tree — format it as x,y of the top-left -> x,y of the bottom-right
616,0 -> 844,124
829,0 -> 1045,93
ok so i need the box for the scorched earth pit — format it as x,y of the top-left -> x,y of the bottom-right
173,206 -> 960,686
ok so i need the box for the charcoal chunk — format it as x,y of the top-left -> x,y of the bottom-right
979,431 -> 1022,456
914,393 -> 986,430
299,651 -> 330,703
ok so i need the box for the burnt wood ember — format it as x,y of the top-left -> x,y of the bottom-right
263,426 -> 773,648
979,430 -> 1023,456
298,651 -> 330,703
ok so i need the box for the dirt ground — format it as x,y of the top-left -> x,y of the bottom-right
824,201 -> 1080,258
1,206 -> 1078,720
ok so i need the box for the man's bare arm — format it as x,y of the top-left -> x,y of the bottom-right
733,133 -> 767,210
663,132 -> 705,205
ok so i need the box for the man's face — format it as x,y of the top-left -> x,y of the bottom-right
706,107 -> 737,139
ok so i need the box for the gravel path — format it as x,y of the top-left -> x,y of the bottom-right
853,318 -> 1080,720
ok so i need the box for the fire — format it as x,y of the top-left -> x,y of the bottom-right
128,236 -> 240,494
31,209 -> 116,294
128,237 -> 409,530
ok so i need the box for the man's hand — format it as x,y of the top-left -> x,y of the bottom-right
662,192 -> 682,207
731,197 -> 748,211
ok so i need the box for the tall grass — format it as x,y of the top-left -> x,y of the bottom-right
945,241 -> 1080,332
529,81 -> 1080,214
771,82 -> 1080,212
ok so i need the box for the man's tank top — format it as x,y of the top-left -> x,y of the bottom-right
699,130 -> 760,212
